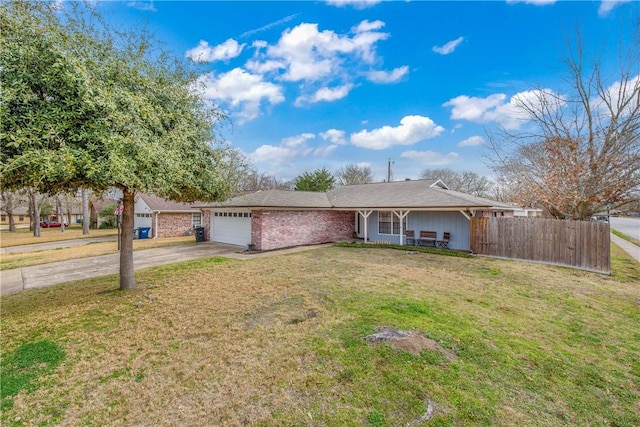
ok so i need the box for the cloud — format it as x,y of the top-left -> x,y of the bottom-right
127,1 -> 156,12
326,0 -> 382,9
400,150 -> 459,166
366,66 -> 409,84
196,68 -> 284,123
350,115 -> 445,150
264,21 -> 389,82
443,89 -> 563,130
457,136 -> 485,147
432,36 -> 465,55
506,0 -> 557,5
250,133 -> 336,166
295,84 -> 354,106
598,0 -> 632,16
186,39 -> 245,63
240,14 -> 299,38
320,129 -> 348,145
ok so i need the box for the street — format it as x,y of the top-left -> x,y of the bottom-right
610,217 -> 640,241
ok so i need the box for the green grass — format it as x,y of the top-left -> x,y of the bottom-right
336,240 -> 473,258
612,229 -> 640,246
1,246 -> 638,425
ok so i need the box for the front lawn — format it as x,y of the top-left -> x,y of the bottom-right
0,227 -> 117,248
1,246 -> 638,426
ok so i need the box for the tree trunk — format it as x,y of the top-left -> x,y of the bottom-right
30,191 -> 41,237
119,188 -> 136,290
82,189 -> 90,235
8,214 -> 15,232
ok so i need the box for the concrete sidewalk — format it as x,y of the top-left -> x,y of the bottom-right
610,233 -> 640,262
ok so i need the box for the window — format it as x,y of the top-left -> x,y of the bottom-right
378,211 -> 406,235
191,212 -> 202,227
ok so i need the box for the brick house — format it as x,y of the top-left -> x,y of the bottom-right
199,179 -> 516,251
135,193 -> 203,238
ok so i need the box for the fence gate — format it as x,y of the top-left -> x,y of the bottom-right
470,217 -> 610,274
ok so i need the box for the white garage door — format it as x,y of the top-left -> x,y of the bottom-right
211,211 -> 252,246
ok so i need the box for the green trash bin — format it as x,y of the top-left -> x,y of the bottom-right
194,227 -> 205,242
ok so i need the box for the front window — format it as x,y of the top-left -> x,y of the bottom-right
191,212 -> 202,227
378,211 -> 406,235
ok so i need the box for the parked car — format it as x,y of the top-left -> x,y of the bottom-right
40,220 -> 68,228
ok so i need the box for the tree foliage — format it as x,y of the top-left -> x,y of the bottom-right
293,168 -> 336,192
336,164 -> 374,186
420,168 -> 493,198
489,29 -> 640,220
1,1 -> 232,289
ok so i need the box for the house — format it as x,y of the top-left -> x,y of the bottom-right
134,193 -> 203,238
0,206 -> 30,229
199,179 -> 516,251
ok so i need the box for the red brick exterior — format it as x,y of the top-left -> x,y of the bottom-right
251,210 -> 354,251
152,212 -> 199,238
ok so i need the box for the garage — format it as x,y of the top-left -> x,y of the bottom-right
211,211 -> 252,246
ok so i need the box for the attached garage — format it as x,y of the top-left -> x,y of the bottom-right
211,211 -> 252,246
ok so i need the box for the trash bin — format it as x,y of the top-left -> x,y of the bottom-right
194,226 -> 205,242
139,227 -> 151,239
133,228 -> 139,240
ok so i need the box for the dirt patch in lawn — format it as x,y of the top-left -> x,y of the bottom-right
365,327 -> 457,360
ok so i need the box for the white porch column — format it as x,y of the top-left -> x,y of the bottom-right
393,210 -> 410,245
358,210 -> 372,243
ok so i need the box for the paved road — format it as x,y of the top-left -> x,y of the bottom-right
610,217 -> 640,241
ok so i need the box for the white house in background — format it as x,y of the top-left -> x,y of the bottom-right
134,193 -> 203,238
513,207 -> 543,218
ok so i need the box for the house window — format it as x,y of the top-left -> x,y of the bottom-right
378,211 -> 407,235
1,215 -> 6,221
191,212 -> 202,227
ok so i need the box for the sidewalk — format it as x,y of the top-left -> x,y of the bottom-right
610,233 -> 640,262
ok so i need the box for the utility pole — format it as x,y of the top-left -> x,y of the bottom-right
387,158 -> 394,182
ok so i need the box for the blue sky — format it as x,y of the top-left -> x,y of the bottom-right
94,0 -> 638,182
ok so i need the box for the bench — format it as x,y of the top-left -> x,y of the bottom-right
418,231 -> 437,247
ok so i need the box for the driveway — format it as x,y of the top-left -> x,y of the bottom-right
0,242 -> 244,296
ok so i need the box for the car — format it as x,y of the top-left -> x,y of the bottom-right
40,220 -> 68,228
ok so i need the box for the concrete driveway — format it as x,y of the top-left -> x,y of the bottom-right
0,242 -> 245,296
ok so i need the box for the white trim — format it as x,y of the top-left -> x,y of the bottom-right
358,210 -> 372,243
459,210 -> 471,221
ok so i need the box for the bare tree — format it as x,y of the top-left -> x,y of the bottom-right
489,29 -> 640,220
420,168 -> 493,198
82,188 -> 90,235
242,170 -> 292,191
336,164 -> 374,186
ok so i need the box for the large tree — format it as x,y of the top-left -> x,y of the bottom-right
1,1 -> 231,289
335,164 -> 373,186
488,29 -> 639,220
293,168 -> 336,192
420,168 -> 493,198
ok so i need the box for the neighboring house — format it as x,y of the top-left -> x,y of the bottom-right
89,197 -> 116,229
199,179 -> 516,251
135,193 -> 203,238
0,206 -> 30,228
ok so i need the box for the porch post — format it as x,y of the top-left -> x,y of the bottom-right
358,210 -> 372,243
393,210 -> 410,245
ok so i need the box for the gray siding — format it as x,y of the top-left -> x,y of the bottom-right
362,211 -> 471,251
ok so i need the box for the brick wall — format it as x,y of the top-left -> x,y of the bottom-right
153,212 -> 195,238
252,210 -> 354,251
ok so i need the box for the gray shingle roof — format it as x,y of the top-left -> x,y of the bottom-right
201,179 -> 514,211
138,193 -> 201,212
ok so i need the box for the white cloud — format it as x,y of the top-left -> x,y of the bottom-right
400,150 -> 459,166
250,133 -> 336,166
320,129 -> 348,145
127,1 -> 157,12
196,68 -> 284,123
506,0 -> 557,5
250,144 -> 298,166
432,36 -> 465,55
457,136 -> 485,147
296,84 -> 354,106
443,89 -> 563,130
240,14 -> 299,38
314,144 -> 338,156
596,73 -> 640,117
352,19 -> 385,33
186,39 -> 245,63
366,66 -> 409,84
598,0 -> 631,16
265,21 -> 389,82
282,133 -> 315,148
326,0 -> 382,9
350,115 -> 445,150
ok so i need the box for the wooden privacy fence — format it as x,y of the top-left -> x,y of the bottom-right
470,217 -> 610,273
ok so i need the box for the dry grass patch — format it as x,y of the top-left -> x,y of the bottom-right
1,236 -> 195,270
1,247 -> 639,426
1,227 -> 117,247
